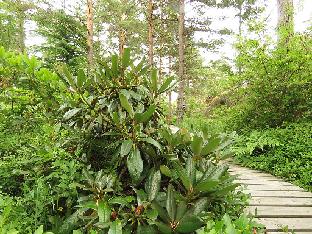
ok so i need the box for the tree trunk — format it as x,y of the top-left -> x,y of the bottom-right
17,14 -> 25,53
238,3 -> 242,37
118,29 -> 126,56
16,0 -> 26,53
86,0 -> 94,72
119,0 -> 128,56
277,0 -> 294,43
238,2 -> 242,74
168,55 -> 172,123
147,0 -> 154,67
177,0 -> 185,122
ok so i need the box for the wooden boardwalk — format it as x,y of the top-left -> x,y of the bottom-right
229,164 -> 312,234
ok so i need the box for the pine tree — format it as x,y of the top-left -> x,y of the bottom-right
277,0 -> 294,43
177,0 -> 186,122
147,0 -> 154,66
87,0 -> 94,72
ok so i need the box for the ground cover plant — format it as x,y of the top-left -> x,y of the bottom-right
232,122 -> 312,191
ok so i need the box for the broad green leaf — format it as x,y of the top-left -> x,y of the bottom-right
191,135 -> 203,156
158,76 -> 175,93
63,108 -> 81,120
77,69 -> 86,88
210,165 -> 228,180
98,201 -> 110,223
108,220 -> 122,234
137,225 -> 158,234
135,189 -> 147,205
119,93 -> 134,117
151,69 -> 158,92
34,226 -> 44,234
141,137 -> 162,150
111,55 -> 118,75
176,216 -> 203,233
73,230 -> 83,234
60,64 -> 75,87
176,201 -> 187,221
134,105 -> 156,123
122,48 -> 131,68
213,184 -> 238,196
152,201 -> 170,223
120,139 -> 133,157
172,161 -> 191,190
155,222 -> 172,234
146,209 -> 158,220
127,148 -> 143,181
201,137 -> 221,156
139,65 -> 149,76
192,198 -> 209,215
223,214 -> 236,234
134,59 -> 144,73
7,230 -> 19,234
58,210 -> 83,233
79,200 -> 97,209
111,112 -> 120,124
166,184 -> 176,221
186,157 -> 195,185
108,196 -> 134,206
194,180 -> 218,193
146,168 -> 161,201
99,60 -> 113,78
160,165 -> 172,177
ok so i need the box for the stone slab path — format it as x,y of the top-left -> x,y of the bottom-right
229,164 -> 312,234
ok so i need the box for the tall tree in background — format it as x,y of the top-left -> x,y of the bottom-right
0,0 -> 33,53
277,0 -> 294,43
15,0 -> 26,53
96,0 -> 144,56
86,0 -> 94,72
147,0 -> 154,66
34,8 -> 87,71
177,0 -> 185,121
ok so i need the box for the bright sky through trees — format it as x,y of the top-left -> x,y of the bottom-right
25,0 -> 311,61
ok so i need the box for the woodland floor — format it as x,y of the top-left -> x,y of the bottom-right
228,164 -> 312,234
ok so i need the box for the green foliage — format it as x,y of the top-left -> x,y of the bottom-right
0,0 -> 30,52
51,50 -> 244,233
0,48 -> 248,233
0,46 -> 64,116
234,33 -> 312,129
182,27 -> 312,197
233,122 -> 312,191
197,213 -> 264,234
34,9 -> 87,72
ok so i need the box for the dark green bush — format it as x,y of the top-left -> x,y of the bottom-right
0,48 -> 249,233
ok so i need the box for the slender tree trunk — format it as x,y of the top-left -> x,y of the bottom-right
17,14 -> 25,53
119,0 -> 128,56
177,0 -> 185,122
118,29 -> 126,56
86,0 -> 94,72
238,4 -> 242,37
16,0 -> 25,53
238,3 -> 242,74
277,0 -> 294,43
168,55 -> 172,123
147,0 -> 154,67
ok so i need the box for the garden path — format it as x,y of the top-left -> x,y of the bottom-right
229,164 -> 312,234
